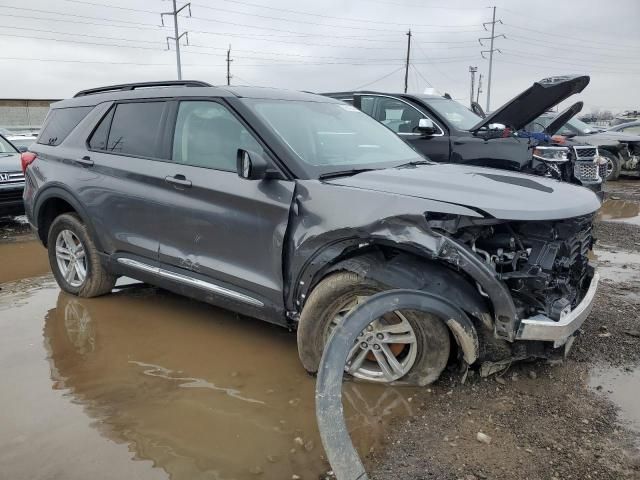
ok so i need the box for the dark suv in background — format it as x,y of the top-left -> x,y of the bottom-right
24,80 -> 601,386
325,75 -> 605,191
0,134 -> 26,217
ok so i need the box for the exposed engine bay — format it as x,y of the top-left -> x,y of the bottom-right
440,215 -> 595,323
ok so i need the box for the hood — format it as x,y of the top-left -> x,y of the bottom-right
572,131 -> 640,145
544,101 -> 583,135
325,163 -> 600,221
471,75 -> 590,132
0,152 -> 21,173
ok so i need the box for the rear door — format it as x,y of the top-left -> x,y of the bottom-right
85,100 -> 177,262
157,99 -> 295,315
356,94 -> 450,162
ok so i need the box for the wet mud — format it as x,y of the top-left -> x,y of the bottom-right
0,276 -> 417,480
0,239 -> 49,284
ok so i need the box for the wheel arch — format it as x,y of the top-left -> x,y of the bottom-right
297,243 -> 491,365
34,185 -> 104,251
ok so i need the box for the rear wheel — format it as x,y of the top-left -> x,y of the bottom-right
297,271 -> 451,386
47,213 -> 117,297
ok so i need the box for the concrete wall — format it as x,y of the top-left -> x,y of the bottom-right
0,99 -> 58,132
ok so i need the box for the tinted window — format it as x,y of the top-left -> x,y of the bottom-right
172,101 -> 263,171
88,107 -> 115,150
360,96 -> 375,116
422,97 -> 480,131
375,97 -> 425,134
106,102 -> 166,158
37,106 -> 92,146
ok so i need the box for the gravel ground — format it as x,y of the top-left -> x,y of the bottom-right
369,181 -> 640,480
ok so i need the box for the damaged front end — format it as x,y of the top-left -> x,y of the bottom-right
430,212 -> 598,359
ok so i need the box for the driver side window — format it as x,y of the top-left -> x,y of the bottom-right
172,101 -> 264,171
379,98 -> 425,134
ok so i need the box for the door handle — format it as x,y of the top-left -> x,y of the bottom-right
76,155 -> 94,166
165,174 -> 192,188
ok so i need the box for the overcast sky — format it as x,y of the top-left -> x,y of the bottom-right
2,0 -> 639,113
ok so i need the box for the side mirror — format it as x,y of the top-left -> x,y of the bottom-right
236,149 -> 269,180
18,146 -> 28,153
416,118 -> 437,136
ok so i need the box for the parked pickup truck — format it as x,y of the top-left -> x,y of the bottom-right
325,75 -> 605,192
24,81 -> 600,385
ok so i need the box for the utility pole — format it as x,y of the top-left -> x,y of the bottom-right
468,66 -> 477,107
404,29 -> 412,93
226,45 -> 233,86
161,0 -> 191,80
479,6 -> 504,111
476,74 -> 483,104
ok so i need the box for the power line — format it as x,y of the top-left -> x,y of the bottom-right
352,66 -> 405,90
410,64 -> 433,88
194,0 -> 482,29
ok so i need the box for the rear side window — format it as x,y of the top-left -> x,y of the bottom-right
96,102 -> 166,158
88,107 -> 114,150
38,106 -> 92,146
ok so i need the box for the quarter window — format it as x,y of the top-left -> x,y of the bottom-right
88,107 -> 114,150
100,102 -> 167,158
38,106 -> 93,146
172,101 -> 263,171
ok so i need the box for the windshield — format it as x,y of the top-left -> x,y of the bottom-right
566,117 -> 594,135
529,115 -> 594,136
244,99 -> 422,175
0,136 -> 19,154
421,97 -> 482,130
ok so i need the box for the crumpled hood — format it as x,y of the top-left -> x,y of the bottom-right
325,163 -> 601,221
0,153 -> 21,173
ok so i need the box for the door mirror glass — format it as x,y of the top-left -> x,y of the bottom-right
236,149 -> 269,180
417,118 -> 437,136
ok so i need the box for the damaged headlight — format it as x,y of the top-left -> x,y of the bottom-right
532,146 -> 570,163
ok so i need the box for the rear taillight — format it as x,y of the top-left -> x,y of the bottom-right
21,152 -> 37,173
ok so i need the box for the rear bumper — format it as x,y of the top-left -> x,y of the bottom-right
515,272 -> 600,347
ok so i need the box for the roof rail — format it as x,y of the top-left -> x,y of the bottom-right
73,80 -> 213,98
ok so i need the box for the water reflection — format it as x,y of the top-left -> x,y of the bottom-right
44,287 -> 416,480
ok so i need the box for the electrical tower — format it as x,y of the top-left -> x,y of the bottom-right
476,74 -> 483,104
479,6 -> 504,112
226,45 -> 233,86
469,66 -> 478,108
161,0 -> 191,80
404,29 -> 412,93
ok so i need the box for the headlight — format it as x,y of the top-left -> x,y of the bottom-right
532,146 -> 570,163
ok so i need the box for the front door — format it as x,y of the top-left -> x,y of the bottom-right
357,94 -> 451,162
158,100 -> 295,316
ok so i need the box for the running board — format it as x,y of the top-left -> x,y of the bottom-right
116,257 -> 264,307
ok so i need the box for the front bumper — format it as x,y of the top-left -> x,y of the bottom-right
515,271 -> 600,347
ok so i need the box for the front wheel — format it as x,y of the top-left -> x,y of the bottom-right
297,271 -> 451,386
601,150 -> 621,181
47,213 -> 117,297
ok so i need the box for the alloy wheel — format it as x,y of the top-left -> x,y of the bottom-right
329,296 -> 418,383
55,229 -> 88,288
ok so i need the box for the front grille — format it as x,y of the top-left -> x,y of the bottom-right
0,171 -> 25,186
573,146 -> 598,159
574,162 -> 600,182
599,163 -> 608,180
0,189 -> 24,202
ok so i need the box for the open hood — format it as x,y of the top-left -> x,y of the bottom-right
544,101 -> 583,135
325,163 -> 601,221
471,75 -> 590,132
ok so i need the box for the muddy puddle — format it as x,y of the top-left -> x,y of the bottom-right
0,239 -> 50,283
0,276 -> 418,480
593,248 -> 640,284
590,366 -> 640,436
597,198 -> 640,226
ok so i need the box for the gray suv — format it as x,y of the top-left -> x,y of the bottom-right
24,80 -> 601,385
